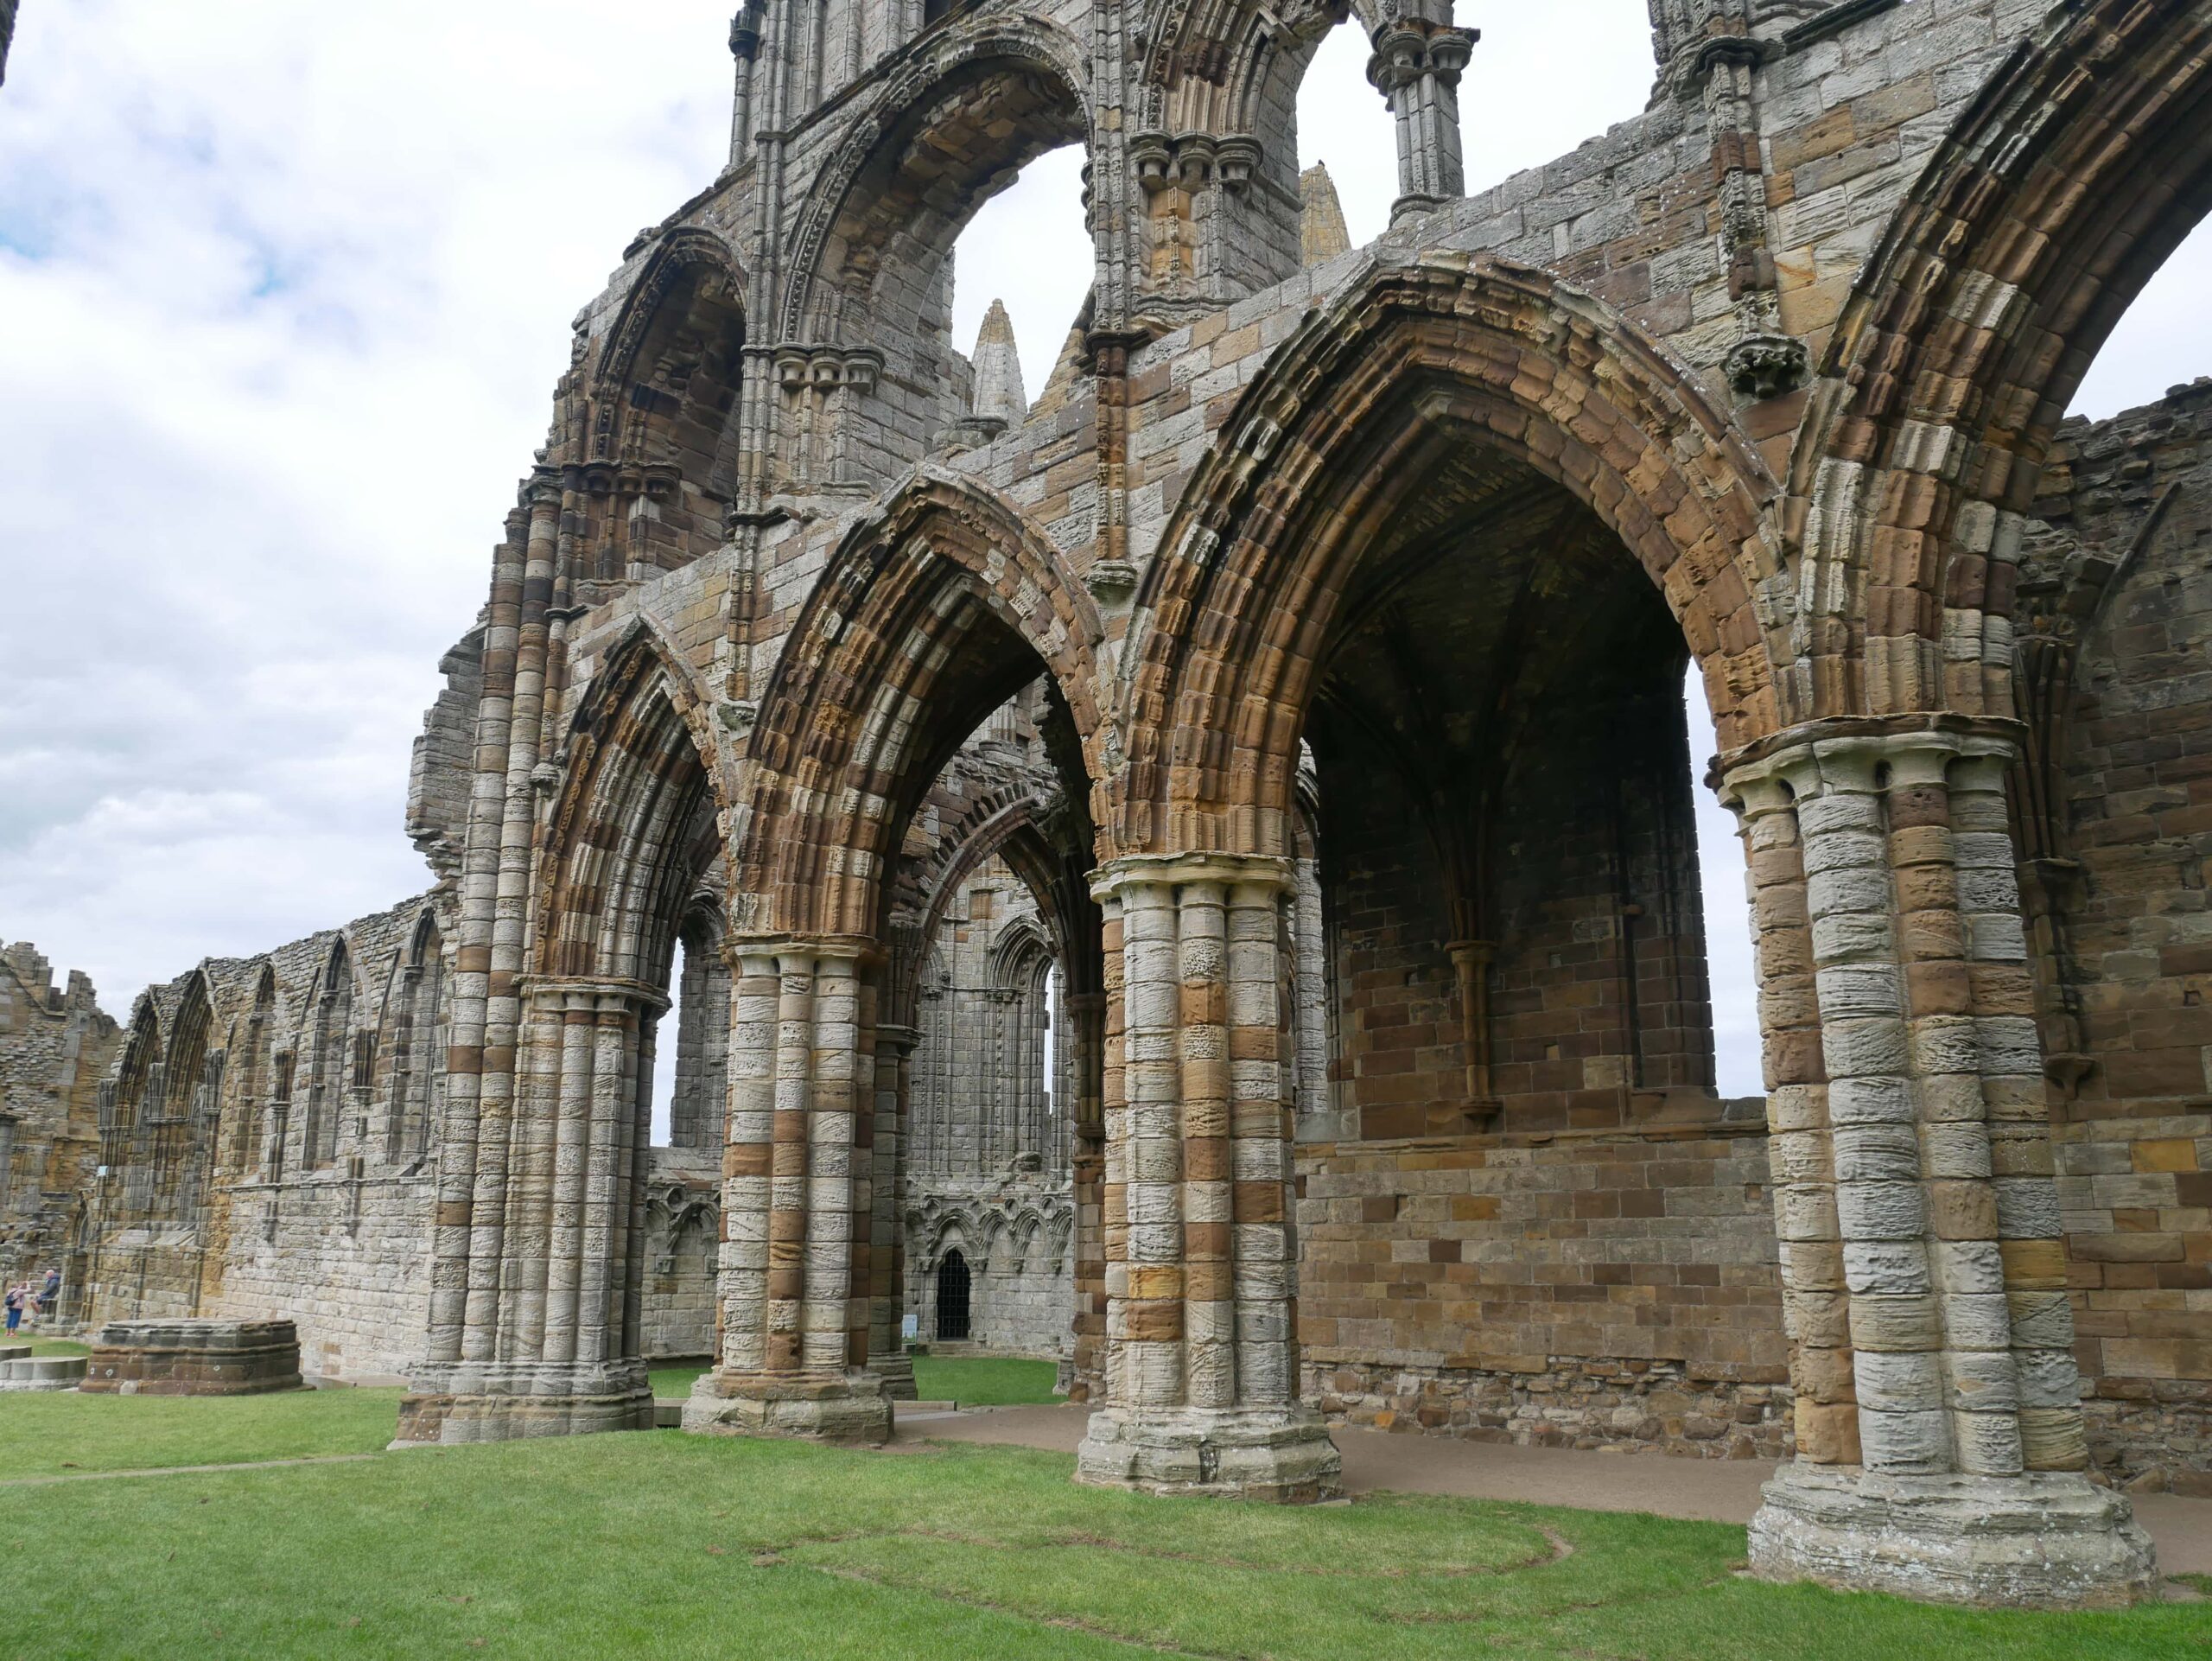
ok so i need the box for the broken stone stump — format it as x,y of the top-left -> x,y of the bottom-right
79,1318 -> 304,1396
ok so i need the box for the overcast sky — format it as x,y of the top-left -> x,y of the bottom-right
3,4 -> 2205,1098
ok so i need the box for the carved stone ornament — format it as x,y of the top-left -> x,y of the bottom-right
1724,333 -> 1809,400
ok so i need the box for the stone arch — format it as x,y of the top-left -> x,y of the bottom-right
106,998 -> 162,1139
924,1212 -> 970,1269
772,16 -> 1091,485
377,909 -> 448,1168
225,964 -> 279,1173
162,971 -> 217,1126
1789,0 -> 2212,722
779,16 -> 1092,347
734,471 -> 1106,939
1116,251 -> 1786,856
298,939 -> 356,1171
1137,0 -> 1374,130
578,227 -> 749,570
536,623 -> 724,986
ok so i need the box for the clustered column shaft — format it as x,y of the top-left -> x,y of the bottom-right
1075,855 -> 1339,1502
1733,728 -> 2153,1606
685,939 -> 889,1443
1367,20 -> 1475,221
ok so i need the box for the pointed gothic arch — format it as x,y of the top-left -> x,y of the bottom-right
734,472 -> 1106,939
1116,251 -> 1787,856
1787,0 -> 2212,722
536,624 -> 725,987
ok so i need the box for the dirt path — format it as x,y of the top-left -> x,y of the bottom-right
902,1403 -> 2212,1575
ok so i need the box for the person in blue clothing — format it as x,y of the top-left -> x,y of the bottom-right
3,1282 -> 20,1336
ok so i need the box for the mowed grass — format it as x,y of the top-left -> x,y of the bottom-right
4,1390 -> 2204,1661
647,1354 -> 1059,1406
912,1353 -> 1058,1403
10,1334 -> 88,1357
0,1384 -> 401,1479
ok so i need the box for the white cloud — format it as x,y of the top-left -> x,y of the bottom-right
0,1 -> 734,1004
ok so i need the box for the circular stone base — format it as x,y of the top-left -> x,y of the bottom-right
1748,1462 -> 2158,1608
681,1369 -> 892,1445
1075,1405 -> 1344,1503
390,1386 -> 655,1448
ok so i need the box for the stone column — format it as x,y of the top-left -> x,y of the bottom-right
685,939 -> 891,1443
1724,725 -> 2154,1607
1066,990 -> 1109,1399
867,1021 -> 919,1398
1074,854 -> 1341,1501
395,975 -> 658,1448
1367,21 -> 1475,224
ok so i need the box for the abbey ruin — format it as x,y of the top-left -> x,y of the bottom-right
7,0 -> 2212,1609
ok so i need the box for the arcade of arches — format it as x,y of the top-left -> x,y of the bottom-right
11,0 -> 2212,1612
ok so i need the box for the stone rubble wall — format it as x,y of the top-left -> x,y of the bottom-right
1310,1357 -> 1792,1461
0,943 -> 114,1286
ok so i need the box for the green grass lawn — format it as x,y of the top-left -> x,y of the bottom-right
912,1352 -> 1058,1404
3,1388 -> 2202,1659
0,1385 -> 401,1479
649,1361 -> 708,1398
647,1354 -> 1059,1406
10,1334 -> 89,1357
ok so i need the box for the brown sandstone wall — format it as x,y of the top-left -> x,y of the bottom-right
2031,381 -> 2212,1486
1294,1110 -> 1788,1459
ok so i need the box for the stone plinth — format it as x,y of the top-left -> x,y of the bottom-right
682,1369 -> 892,1444
0,1345 -> 88,1391
389,1359 -> 655,1447
1075,1406 -> 1344,1503
1749,1463 -> 2158,1608
392,1388 -> 654,1447
79,1319 -> 303,1396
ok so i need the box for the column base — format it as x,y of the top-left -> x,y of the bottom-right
1074,1404 -> 1343,1503
867,1350 -> 918,1401
390,1365 -> 654,1448
681,1368 -> 892,1446
1389,192 -> 1450,225
1748,1462 -> 2158,1608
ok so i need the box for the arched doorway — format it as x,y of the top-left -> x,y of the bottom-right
935,1250 -> 972,1341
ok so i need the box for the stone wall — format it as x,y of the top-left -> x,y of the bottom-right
0,944 -> 113,1288
1296,1102 -> 1787,1457
2023,379 -> 2212,1487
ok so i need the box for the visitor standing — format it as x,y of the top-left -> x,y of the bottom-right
3,1282 -> 20,1337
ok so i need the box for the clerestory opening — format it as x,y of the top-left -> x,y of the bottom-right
786,48 -> 1091,490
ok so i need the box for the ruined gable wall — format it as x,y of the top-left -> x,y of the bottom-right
0,945 -> 115,1285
